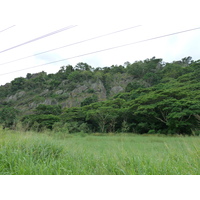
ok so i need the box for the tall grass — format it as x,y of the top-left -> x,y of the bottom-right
0,129 -> 200,175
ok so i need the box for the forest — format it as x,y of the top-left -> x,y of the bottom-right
0,56 -> 200,135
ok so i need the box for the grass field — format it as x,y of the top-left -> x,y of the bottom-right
0,129 -> 200,175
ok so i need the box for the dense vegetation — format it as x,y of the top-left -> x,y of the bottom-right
0,130 -> 199,175
0,56 -> 200,135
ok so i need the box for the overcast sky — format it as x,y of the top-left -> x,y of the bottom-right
0,0 -> 199,85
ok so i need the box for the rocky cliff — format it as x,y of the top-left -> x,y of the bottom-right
1,70 -> 134,113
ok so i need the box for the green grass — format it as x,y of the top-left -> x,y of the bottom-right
0,130 -> 200,175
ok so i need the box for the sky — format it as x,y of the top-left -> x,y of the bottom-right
0,0 -> 200,85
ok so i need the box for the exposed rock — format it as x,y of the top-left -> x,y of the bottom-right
2,72 -> 134,111
59,80 -> 68,87
6,95 -> 17,102
55,90 -> 63,95
39,89 -> 49,96
29,101 -> 38,109
42,98 -> 58,105
110,86 -> 124,95
6,91 -> 26,101
90,80 -> 107,100
61,102 -> 67,108
71,85 -> 88,97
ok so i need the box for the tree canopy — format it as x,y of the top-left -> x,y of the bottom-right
0,57 -> 200,135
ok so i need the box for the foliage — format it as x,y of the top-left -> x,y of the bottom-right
81,95 -> 98,107
0,106 -> 19,129
125,81 -> 145,92
1,57 -> 200,135
35,104 -> 62,115
21,104 -> 61,131
22,114 -> 60,131
11,77 -> 26,92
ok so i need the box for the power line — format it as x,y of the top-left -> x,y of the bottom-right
0,25 -> 141,66
0,26 -> 200,76
0,25 -> 77,54
0,25 -> 15,33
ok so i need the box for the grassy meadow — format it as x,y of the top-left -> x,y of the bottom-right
0,129 -> 200,175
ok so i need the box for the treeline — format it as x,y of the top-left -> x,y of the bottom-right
0,56 -> 200,135
0,57 -> 166,98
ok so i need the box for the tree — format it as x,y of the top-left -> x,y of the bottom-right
129,80 -> 200,134
68,71 -> 84,82
125,81 -> 145,92
22,114 -> 60,131
61,107 -> 85,123
75,62 -> 92,71
181,56 -> 192,67
110,65 -> 125,74
56,65 -> 74,80
35,104 -> 62,115
127,61 -> 145,78
11,77 -> 26,92
0,106 -> 19,129
81,95 -> 98,107
25,72 -> 48,90
86,106 -> 120,133
126,58 -> 163,86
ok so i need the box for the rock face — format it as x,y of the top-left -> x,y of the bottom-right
90,80 -> 107,100
40,89 -> 49,96
55,90 -> 63,95
3,73 -> 134,111
71,85 -> 88,97
6,91 -> 26,101
42,98 -> 58,105
110,86 -> 124,96
62,79 -> 107,107
109,74 -> 133,96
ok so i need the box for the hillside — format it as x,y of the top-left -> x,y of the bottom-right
0,56 -> 200,135
0,63 -> 134,113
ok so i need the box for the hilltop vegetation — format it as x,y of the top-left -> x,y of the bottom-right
0,56 -> 200,135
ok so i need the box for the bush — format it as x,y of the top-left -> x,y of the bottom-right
81,95 -> 98,107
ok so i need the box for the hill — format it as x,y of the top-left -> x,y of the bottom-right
0,56 -> 200,135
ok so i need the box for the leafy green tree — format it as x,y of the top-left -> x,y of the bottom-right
11,77 -> 26,92
0,84 -> 10,98
61,107 -> 85,123
75,62 -> 92,71
22,114 -> 60,131
68,71 -> 84,82
110,65 -> 125,74
127,57 -> 163,85
129,80 -> 200,134
126,61 -> 145,78
81,95 -> 98,107
125,81 -> 145,92
35,104 -> 62,115
26,73 -> 32,79
21,104 -> 62,131
0,106 -> 19,129
25,72 -> 48,90
56,65 -> 74,80
181,56 -> 192,67
86,106 -> 120,132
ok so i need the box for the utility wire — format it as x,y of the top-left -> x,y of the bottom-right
0,25 -> 141,66
0,26 -> 200,76
0,25 -> 15,33
0,25 -> 77,54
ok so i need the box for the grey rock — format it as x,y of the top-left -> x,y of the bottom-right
6,91 -> 26,101
40,89 -> 49,96
110,86 -> 124,95
55,90 -> 63,95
